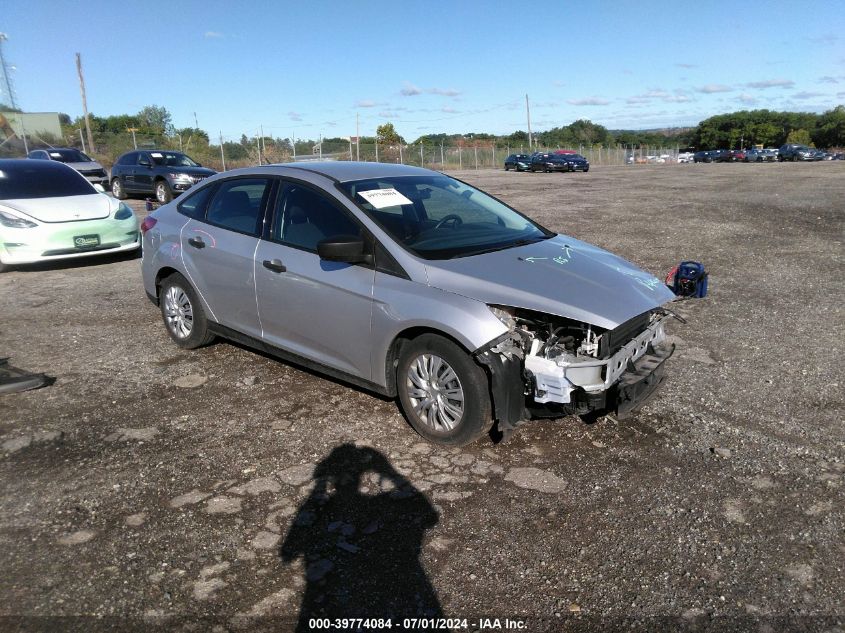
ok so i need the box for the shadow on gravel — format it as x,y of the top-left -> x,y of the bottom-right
280,444 -> 444,631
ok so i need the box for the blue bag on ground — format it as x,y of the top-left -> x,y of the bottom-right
669,261 -> 708,298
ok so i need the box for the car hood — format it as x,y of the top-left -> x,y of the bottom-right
165,166 -> 216,176
2,194 -> 114,223
66,161 -> 105,172
423,234 -> 676,330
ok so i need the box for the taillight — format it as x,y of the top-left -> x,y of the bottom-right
140,216 -> 158,235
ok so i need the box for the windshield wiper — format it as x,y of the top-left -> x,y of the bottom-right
449,235 -> 551,259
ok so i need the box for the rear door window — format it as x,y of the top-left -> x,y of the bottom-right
205,178 -> 271,236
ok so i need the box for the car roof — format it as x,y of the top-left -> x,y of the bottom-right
226,161 -> 437,183
0,158 -> 77,173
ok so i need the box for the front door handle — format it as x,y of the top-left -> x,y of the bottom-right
262,258 -> 286,273
187,236 -> 205,249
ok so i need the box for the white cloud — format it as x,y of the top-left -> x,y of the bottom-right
441,107 -> 459,113
792,91 -> 825,100
745,79 -> 794,89
696,84 -> 733,94
288,111 -> 303,122
818,76 -> 839,84
737,93 -> 758,105
566,97 -> 610,106
355,100 -> 380,108
429,87 -> 461,97
400,82 -> 423,96
204,31 -> 224,38
675,63 -> 697,69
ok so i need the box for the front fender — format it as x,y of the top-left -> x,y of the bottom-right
369,272 -> 508,388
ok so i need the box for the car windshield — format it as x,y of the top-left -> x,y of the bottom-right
340,174 -> 553,260
149,152 -> 199,167
0,164 -> 96,199
47,149 -> 92,163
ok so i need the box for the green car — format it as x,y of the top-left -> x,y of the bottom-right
0,159 -> 140,272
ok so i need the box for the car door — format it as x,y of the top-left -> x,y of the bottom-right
133,152 -> 156,192
180,177 -> 273,338
254,180 -> 376,380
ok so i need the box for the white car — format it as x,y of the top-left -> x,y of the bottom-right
0,159 -> 140,272
677,151 -> 694,163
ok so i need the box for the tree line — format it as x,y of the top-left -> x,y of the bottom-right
5,102 -> 843,166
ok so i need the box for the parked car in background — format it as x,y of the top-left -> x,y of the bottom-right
504,154 -> 531,171
677,151 -> 694,163
530,153 -> 589,172
558,153 -> 590,172
141,162 -> 678,446
529,154 -> 571,172
778,144 -> 823,161
110,150 -> 216,204
693,151 -> 715,163
26,147 -> 109,187
0,159 -> 139,272
744,149 -> 778,162
729,150 -> 746,162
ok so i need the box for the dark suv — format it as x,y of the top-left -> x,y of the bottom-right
110,150 -> 216,203
778,144 -> 822,162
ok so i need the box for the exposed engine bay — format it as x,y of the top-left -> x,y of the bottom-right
477,305 -> 677,435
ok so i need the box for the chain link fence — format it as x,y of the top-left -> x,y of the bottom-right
2,129 -> 684,172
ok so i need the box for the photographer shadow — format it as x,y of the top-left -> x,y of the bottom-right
280,444 -> 444,631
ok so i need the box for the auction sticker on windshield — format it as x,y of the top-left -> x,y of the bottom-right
357,188 -> 412,209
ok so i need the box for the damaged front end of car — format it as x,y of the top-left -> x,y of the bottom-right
475,305 -> 678,440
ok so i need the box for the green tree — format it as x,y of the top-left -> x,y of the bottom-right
376,122 -> 404,144
137,105 -> 173,136
813,105 -> 845,148
786,129 -> 812,145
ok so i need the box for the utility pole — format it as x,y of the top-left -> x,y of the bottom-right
525,93 -> 533,152
260,124 -> 265,161
356,112 -> 360,161
219,131 -> 226,171
193,112 -> 199,129
76,53 -> 95,153
256,129 -> 261,165
319,133 -> 323,161
79,128 -> 86,153
0,34 -> 15,110
127,127 -> 138,149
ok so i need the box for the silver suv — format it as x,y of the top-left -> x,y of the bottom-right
141,162 -> 678,446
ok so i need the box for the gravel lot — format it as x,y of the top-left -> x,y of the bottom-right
1,163 -> 843,632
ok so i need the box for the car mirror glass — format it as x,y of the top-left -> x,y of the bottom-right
93,184 -> 105,193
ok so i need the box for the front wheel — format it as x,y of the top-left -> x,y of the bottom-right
111,178 -> 127,200
155,180 -> 173,204
397,334 -> 493,446
159,273 -> 214,349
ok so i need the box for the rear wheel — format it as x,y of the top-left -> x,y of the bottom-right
397,334 -> 492,446
159,273 -> 214,349
111,178 -> 127,200
155,180 -> 173,204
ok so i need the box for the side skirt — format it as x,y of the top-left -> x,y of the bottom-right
207,322 -> 392,397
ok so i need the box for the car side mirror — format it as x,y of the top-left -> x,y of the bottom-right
317,235 -> 372,264
93,184 -> 105,193
139,159 -> 151,167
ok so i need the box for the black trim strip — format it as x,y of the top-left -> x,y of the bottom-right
207,322 -> 392,397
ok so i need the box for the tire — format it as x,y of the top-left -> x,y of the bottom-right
155,180 -> 173,204
0,256 -> 10,273
158,273 -> 214,349
111,178 -> 127,200
396,334 -> 493,447
584,165 -> 589,172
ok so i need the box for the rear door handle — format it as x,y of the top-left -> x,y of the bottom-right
187,236 -> 205,249
262,258 -> 286,273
